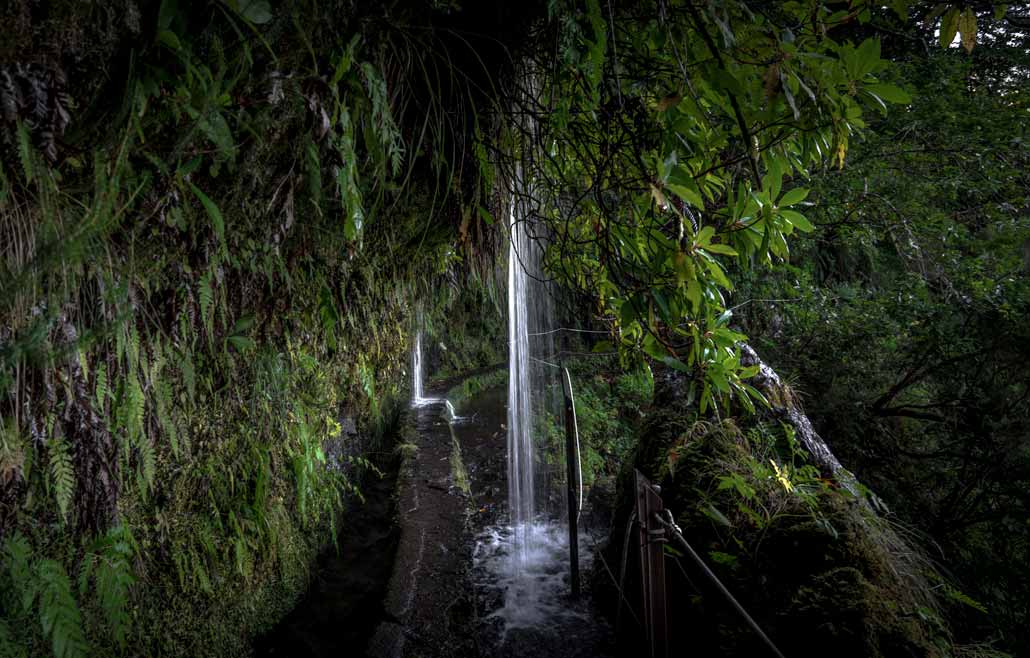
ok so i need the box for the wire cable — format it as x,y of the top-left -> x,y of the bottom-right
655,510 -> 788,658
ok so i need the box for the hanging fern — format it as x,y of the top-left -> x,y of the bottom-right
334,106 -> 364,242
137,436 -> 156,495
126,375 -> 145,452
48,436 -> 75,524
36,559 -> 89,658
79,525 -> 136,649
361,62 -> 404,176
155,377 -> 180,458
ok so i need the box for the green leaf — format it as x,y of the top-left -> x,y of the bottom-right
855,38 -> 882,76
705,258 -> 733,290
702,243 -> 738,256
156,29 -> 181,51
226,335 -> 256,351
866,83 -> 911,104
667,182 -> 703,208
778,187 -> 809,207
958,8 -> 977,53
16,122 -> 34,182
236,0 -> 273,24
695,225 -> 715,246
940,7 -> 960,47
685,276 -> 702,311
780,209 -> 814,232
187,183 -> 226,251
702,503 -> 733,527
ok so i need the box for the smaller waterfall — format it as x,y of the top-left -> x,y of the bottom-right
411,331 -> 440,407
412,331 -> 424,404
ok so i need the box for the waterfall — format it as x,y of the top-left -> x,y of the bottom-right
412,331 -> 438,407
507,206 -> 536,571
506,168 -> 561,570
412,332 -> 423,404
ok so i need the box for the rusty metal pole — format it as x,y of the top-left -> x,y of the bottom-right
561,366 -> 581,599
635,469 -> 668,658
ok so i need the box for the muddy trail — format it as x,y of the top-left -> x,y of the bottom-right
255,375 -> 614,658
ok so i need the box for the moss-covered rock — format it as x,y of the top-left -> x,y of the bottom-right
604,366 -> 957,658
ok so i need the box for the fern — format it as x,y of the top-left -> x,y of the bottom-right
3,533 -> 36,614
48,436 -> 75,524
137,436 -> 156,494
79,526 -> 136,649
199,271 -> 214,344
361,62 -> 404,176
125,376 -> 145,451
94,363 -> 109,412
0,617 -> 28,658
127,324 -> 141,375
15,121 -> 34,183
333,106 -> 364,241
36,560 -> 89,658
155,378 -> 179,458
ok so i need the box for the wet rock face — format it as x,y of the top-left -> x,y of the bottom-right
1,0 -> 145,167
2,1 -> 144,98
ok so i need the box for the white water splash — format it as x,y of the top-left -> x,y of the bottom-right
473,523 -> 593,633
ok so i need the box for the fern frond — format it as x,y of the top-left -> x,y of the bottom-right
3,533 -> 36,614
127,376 -> 145,449
199,271 -> 214,344
48,436 -> 75,524
36,559 -> 89,658
80,526 -> 136,649
361,62 -> 404,176
155,378 -> 179,458
15,121 -> 34,183
137,436 -> 156,494
128,324 -> 141,375
94,363 -> 109,412
0,616 -> 29,658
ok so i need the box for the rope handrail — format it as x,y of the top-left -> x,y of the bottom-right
654,510 -> 788,658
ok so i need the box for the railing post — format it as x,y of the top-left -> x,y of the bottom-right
561,366 -> 581,599
635,469 -> 668,658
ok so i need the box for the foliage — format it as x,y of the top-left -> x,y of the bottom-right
444,368 -> 508,415
541,357 -> 653,488
734,9 -> 1030,651
0,0 -> 493,654
501,0 -> 913,416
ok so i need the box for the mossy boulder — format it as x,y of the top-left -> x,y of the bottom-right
603,366 -> 954,657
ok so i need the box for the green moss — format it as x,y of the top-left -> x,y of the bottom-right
444,368 -> 507,414
448,426 -> 470,496
614,382 -> 957,658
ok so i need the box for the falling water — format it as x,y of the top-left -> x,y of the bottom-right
411,331 -> 441,407
412,331 -> 424,404
507,206 -> 536,571
469,195 -> 598,641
